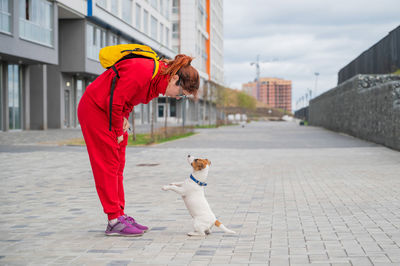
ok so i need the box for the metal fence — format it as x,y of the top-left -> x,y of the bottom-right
338,25 -> 400,84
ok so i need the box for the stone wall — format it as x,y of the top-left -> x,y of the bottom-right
309,74 -> 400,150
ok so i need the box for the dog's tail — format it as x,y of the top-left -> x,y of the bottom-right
215,220 -> 236,234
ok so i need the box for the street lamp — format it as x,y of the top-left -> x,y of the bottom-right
314,72 -> 320,98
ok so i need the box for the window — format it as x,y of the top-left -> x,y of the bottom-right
135,3 -> 141,29
120,38 -> 129,44
150,15 -> 157,40
165,27 -> 169,47
197,6 -> 204,27
0,0 -> 11,33
109,33 -> 118,45
97,0 -> 106,8
170,100 -> 176,117
158,104 -> 164,117
143,10 -> 149,35
122,0 -> 132,23
172,22 -> 179,38
165,0 -> 170,19
172,0 -> 178,14
8,65 -> 21,130
151,0 -> 157,10
159,23 -> 163,44
76,79 -> 83,125
111,0 -> 118,15
87,23 -> 106,61
19,0 -> 53,46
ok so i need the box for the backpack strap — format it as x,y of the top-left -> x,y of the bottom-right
109,65 -> 120,131
107,57 -> 158,132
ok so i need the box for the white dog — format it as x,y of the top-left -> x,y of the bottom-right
162,155 -> 236,236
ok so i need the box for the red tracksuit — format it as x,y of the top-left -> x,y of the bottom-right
78,58 -> 169,220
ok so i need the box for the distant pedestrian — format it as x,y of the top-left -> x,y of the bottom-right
78,54 -> 199,236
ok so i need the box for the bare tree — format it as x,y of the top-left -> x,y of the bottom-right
150,99 -> 157,141
209,83 -> 213,126
131,106 -> 136,141
203,81 -> 208,125
164,97 -> 169,137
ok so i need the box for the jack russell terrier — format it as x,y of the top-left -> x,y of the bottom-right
162,155 -> 236,236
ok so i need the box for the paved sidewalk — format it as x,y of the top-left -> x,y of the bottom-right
0,122 -> 174,146
1,121 -> 400,265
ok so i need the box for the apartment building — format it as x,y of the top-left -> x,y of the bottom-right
0,0 -> 58,130
243,77 -> 292,111
0,0 -> 192,131
171,0 -> 224,124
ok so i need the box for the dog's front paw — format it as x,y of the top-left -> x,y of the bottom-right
162,185 -> 169,191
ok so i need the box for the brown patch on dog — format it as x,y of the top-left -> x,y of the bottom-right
215,220 -> 221,227
191,158 -> 210,171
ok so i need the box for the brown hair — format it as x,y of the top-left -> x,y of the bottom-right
162,54 -> 200,95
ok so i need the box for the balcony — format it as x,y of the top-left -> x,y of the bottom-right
19,18 -> 53,47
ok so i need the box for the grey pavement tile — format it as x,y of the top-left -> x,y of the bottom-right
1,122 -> 400,265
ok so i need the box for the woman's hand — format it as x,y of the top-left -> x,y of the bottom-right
117,135 -> 124,144
123,117 -> 130,133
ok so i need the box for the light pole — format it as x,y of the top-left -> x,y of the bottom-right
314,72 -> 320,98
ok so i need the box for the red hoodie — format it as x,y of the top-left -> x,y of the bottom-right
85,58 -> 169,137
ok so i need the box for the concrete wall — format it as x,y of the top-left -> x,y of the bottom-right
309,74 -> 400,150
29,65 -> 47,130
47,65 -> 62,128
59,20 -> 86,73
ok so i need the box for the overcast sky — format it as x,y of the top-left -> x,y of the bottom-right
223,0 -> 400,111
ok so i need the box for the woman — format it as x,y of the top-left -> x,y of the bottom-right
78,54 -> 199,236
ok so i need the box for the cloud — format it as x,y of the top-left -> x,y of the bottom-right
223,0 -> 400,111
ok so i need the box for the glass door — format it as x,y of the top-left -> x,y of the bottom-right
75,79 -> 83,126
158,104 -> 165,117
8,65 -> 21,130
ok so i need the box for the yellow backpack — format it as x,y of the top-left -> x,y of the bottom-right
99,44 -> 160,79
99,44 -> 161,131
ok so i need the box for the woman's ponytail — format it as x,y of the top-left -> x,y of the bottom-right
162,54 -> 193,77
162,54 -> 199,95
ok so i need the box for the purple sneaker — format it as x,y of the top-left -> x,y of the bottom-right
124,215 -> 149,232
105,216 -> 144,237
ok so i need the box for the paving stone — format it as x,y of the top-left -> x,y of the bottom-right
0,121 -> 399,265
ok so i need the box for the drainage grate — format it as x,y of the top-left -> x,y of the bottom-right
136,163 -> 160,167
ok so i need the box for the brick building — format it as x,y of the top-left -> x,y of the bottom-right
243,77 -> 292,110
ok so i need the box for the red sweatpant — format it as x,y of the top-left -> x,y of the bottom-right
78,93 -> 128,220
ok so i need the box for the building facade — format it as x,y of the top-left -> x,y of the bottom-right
0,0 -> 58,131
0,0 -> 223,132
171,0 -> 224,124
243,77 -> 292,111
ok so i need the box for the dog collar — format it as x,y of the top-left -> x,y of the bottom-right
190,174 -> 207,186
